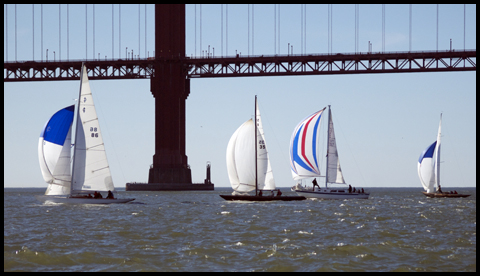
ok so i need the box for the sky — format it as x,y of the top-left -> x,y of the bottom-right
4,4 -> 476,189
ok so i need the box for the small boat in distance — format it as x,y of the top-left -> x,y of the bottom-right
36,64 -> 134,204
418,114 -> 470,198
219,96 -> 305,202
291,105 -> 369,200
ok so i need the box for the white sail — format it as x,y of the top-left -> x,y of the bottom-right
418,114 -> 443,193
226,97 -> 275,193
326,107 -> 345,184
289,108 -> 326,180
38,105 -> 74,195
71,65 -> 114,194
255,100 -> 276,191
226,120 -> 256,192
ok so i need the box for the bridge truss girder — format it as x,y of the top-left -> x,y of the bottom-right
3,50 -> 476,82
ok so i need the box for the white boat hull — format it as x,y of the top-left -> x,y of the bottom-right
35,195 -> 135,204
294,189 -> 370,200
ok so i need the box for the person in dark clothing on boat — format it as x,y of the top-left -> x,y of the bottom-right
258,190 -> 263,196
107,190 -> 114,199
348,185 -> 352,193
312,178 -> 320,191
94,191 -> 103,199
276,189 -> 282,197
437,185 -> 443,194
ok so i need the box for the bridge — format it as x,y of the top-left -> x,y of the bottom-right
3,50 -> 476,81
4,4 -> 476,190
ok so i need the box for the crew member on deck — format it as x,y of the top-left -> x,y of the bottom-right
312,178 -> 320,191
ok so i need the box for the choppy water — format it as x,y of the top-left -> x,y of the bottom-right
4,187 -> 476,272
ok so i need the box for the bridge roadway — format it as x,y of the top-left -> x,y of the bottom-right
4,50 -> 476,82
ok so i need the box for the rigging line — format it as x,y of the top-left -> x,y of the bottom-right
252,4 -> 254,55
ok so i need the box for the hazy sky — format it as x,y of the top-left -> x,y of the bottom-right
4,4 -> 476,188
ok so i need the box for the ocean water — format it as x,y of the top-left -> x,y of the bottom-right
4,187 -> 476,272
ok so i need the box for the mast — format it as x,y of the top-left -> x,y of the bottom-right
435,113 -> 442,191
254,95 -> 258,196
325,105 -> 331,188
70,63 -> 85,196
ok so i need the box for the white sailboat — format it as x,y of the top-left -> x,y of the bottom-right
220,96 -> 305,201
290,105 -> 369,199
418,114 -> 470,198
36,64 -> 134,204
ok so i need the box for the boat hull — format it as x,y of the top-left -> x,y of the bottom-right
219,195 -> 306,201
422,192 -> 470,198
294,189 -> 370,199
35,195 -> 135,204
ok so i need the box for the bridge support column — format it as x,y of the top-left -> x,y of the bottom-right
148,4 -> 192,185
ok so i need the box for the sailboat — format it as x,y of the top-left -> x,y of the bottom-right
418,114 -> 470,198
290,105 -> 369,199
219,96 -> 305,201
35,64 -> 135,204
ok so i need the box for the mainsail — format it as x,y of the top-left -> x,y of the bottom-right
71,65 -> 114,194
325,106 -> 345,184
255,99 -> 275,191
38,105 -> 75,195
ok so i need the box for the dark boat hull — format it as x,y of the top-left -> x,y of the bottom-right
219,195 -> 306,201
422,192 -> 470,198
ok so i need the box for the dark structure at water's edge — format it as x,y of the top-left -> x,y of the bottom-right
127,162 -> 214,191
126,182 -> 214,191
